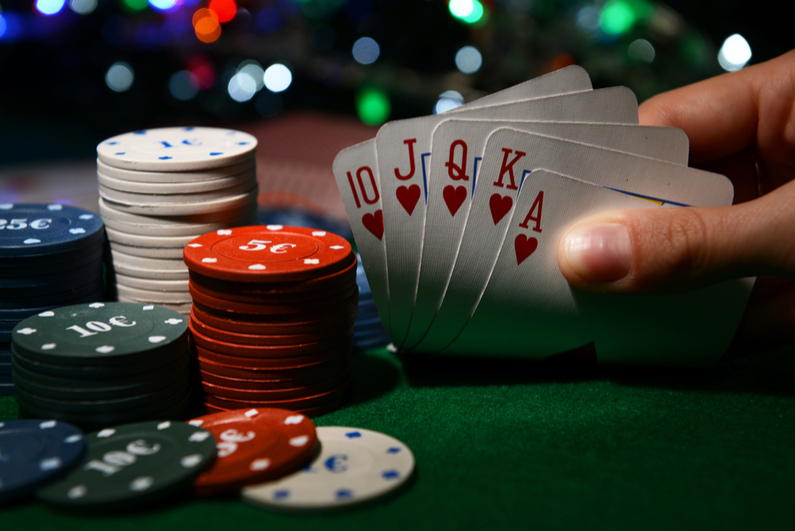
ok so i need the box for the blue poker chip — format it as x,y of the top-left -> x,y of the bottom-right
0,382 -> 13,395
0,331 -> 10,343
355,253 -> 372,297
0,371 -> 11,382
0,204 -> 104,258
0,419 -> 88,504
0,279 -> 104,310
0,259 -> 104,297
0,286 -> 106,320
0,363 -> 11,375
0,247 -> 104,278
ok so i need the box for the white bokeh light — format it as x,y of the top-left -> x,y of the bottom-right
455,46 -> 482,74
238,61 -> 265,92
68,0 -> 97,15
449,0 -> 474,18
352,37 -> 380,65
263,64 -> 292,93
228,72 -> 258,102
36,0 -> 65,15
169,71 -> 199,101
718,34 -> 752,72
105,62 -> 134,92
628,39 -> 655,63
434,90 -> 464,114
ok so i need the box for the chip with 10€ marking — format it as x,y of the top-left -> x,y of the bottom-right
36,421 -> 216,511
11,302 -> 188,366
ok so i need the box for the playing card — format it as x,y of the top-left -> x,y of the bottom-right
436,170 -> 752,366
402,121 -> 690,349
411,128 -> 735,353
333,66 -> 593,339
379,87 -> 641,346
332,139 -> 392,333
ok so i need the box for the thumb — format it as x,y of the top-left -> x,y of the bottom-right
556,185 -> 795,293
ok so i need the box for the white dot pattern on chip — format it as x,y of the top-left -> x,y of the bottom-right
95,345 -> 115,354
202,258 -> 217,263
67,485 -> 87,499
181,454 -> 202,468
312,231 -> 326,237
130,477 -> 154,491
40,457 -> 62,471
289,436 -> 309,447
24,238 -> 41,245
41,343 -> 56,350
304,259 -> 319,264
250,458 -> 271,471
248,264 -> 266,270
38,311 -> 55,317
16,328 -> 36,335
188,243 -> 203,248
266,225 -> 283,231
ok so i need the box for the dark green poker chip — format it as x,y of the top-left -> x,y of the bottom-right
11,302 -> 188,366
36,420 -> 216,511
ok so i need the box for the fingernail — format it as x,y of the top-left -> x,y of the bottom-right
561,223 -> 632,283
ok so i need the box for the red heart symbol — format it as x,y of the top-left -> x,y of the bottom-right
514,234 -> 538,265
361,210 -> 384,240
396,184 -> 421,216
489,193 -> 513,225
443,185 -> 467,217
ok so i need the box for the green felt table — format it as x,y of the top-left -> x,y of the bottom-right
1,344 -> 794,530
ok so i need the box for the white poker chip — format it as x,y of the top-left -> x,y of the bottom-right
109,249 -> 188,271
97,127 -> 258,172
108,241 -> 185,260
99,188 -> 258,216
105,227 -> 198,249
97,167 -> 256,194
97,157 -> 255,183
115,284 -> 192,304
109,260 -> 189,281
98,180 -> 256,205
241,426 -> 415,511
113,273 -> 189,292
98,197 -> 257,226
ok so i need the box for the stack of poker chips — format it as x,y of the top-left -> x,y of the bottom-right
353,253 -> 390,351
183,225 -> 357,416
0,204 -> 105,396
96,127 -> 259,315
10,302 -> 191,430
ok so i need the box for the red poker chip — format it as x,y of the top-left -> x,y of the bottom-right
189,282 -> 359,315
188,273 -> 356,305
197,365 -> 349,391
191,299 -> 358,335
199,369 -> 352,401
203,396 -> 347,418
190,320 -> 353,358
191,338 -> 351,368
190,313 -> 348,346
194,355 -> 350,382
187,255 -> 357,299
203,374 -> 352,411
183,225 -> 353,282
187,408 -> 319,497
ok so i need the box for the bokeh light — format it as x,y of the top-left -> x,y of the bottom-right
352,37 -> 380,65
238,61 -> 265,92
263,64 -> 292,92
35,0 -> 66,16
455,46 -> 482,74
187,56 -> 216,89
0,15 -> 6,38
121,0 -> 148,12
356,87 -> 390,126
169,70 -> 199,101
149,0 -> 177,11
193,8 -> 221,43
105,61 -> 135,92
449,0 -> 474,18
434,90 -> 464,114
576,6 -> 600,33
68,0 -> 98,15
228,72 -> 257,102
718,34 -> 752,71
628,39 -> 655,63
208,0 -> 236,23
255,8 -> 282,33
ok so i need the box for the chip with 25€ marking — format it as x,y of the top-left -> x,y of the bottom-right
36,421 -> 216,511
11,302 -> 188,366
0,419 -> 87,504
0,204 -> 104,258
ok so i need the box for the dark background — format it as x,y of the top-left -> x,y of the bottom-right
0,0 -> 792,166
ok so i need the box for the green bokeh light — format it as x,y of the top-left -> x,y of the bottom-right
600,0 -> 652,36
356,87 -> 390,126
462,0 -> 484,24
121,0 -> 148,12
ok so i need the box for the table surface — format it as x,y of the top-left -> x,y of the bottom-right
1,343 -> 794,530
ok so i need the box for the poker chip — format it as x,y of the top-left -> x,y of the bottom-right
0,419 -> 87,504
97,127 -> 259,315
36,420 -> 217,511
11,302 -> 191,429
97,127 -> 257,172
184,226 -> 357,416
187,408 -> 319,496
0,204 -> 107,394
241,427 -> 415,511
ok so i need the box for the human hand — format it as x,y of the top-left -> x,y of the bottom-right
557,50 -> 795,351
